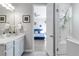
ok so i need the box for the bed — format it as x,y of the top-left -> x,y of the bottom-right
34,33 -> 45,40
34,29 -> 46,40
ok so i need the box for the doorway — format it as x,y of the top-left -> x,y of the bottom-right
33,4 -> 47,52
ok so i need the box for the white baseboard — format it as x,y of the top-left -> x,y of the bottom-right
24,49 -> 33,52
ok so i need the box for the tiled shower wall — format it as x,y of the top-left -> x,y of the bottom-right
55,3 -> 72,55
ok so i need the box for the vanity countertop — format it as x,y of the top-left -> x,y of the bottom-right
0,33 -> 25,44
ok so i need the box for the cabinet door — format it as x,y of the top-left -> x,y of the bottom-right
6,41 -> 13,56
20,37 -> 24,55
14,37 -> 24,56
6,48 -> 13,56
14,39 -> 20,56
0,44 -> 5,56
0,42 -> 13,56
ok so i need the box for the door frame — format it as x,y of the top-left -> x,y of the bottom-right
53,3 -> 56,56
32,4 -> 47,52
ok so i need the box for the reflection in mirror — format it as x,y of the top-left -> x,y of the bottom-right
0,3 -> 15,36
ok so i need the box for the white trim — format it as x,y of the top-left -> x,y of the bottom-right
24,49 -> 33,52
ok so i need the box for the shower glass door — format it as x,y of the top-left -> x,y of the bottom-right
55,3 -> 72,56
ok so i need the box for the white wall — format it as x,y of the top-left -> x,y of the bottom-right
33,5 -> 46,34
72,4 -> 79,40
12,3 -> 33,51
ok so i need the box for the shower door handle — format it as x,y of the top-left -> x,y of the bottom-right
50,34 -> 54,37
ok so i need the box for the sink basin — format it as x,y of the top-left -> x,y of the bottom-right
0,34 -> 11,39
3,33 -> 11,37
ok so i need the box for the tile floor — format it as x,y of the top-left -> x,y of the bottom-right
22,51 -> 48,56
22,40 -> 48,56
34,40 -> 46,51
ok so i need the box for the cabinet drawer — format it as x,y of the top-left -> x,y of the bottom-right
6,41 -> 13,50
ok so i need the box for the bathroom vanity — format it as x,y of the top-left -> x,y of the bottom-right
0,33 -> 25,56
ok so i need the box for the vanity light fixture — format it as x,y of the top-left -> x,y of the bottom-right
7,3 -> 15,10
0,3 -> 15,11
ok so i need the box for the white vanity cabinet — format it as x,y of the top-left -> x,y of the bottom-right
0,33 -> 25,56
0,41 -> 13,56
14,36 -> 24,56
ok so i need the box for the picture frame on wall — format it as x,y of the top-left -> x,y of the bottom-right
0,15 -> 6,23
22,15 -> 30,23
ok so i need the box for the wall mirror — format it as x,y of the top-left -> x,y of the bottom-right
0,3 -> 15,35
